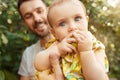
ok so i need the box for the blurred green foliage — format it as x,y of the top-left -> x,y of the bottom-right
0,0 -> 38,79
0,0 -> 120,80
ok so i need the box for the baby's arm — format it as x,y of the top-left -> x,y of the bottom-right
34,41 -> 66,80
34,33 -> 77,80
34,48 -> 54,80
34,41 -> 61,71
73,31 -> 109,80
80,49 -> 109,80
34,49 -> 51,71
34,42 -> 60,80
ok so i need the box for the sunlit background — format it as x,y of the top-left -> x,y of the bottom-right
107,0 -> 120,8
0,0 -> 120,80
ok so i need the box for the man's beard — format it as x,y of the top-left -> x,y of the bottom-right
35,31 -> 50,39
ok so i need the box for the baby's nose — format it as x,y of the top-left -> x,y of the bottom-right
68,23 -> 78,32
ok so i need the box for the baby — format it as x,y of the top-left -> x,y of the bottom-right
34,0 -> 109,80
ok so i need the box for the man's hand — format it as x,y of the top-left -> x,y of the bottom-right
37,70 -> 55,80
49,53 -> 64,80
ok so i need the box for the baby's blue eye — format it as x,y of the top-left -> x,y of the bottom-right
75,17 -> 81,21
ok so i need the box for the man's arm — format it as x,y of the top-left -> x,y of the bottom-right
49,53 -> 64,80
18,48 -> 32,80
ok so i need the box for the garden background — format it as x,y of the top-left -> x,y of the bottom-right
0,0 -> 120,80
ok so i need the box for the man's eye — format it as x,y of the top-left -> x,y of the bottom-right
37,9 -> 42,14
59,22 -> 66,26
24,14 -> 32,19
74,17 -> 81,21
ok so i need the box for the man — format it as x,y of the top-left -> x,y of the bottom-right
17,0 -> 53,80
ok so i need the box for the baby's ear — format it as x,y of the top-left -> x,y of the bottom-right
50,29 -> 54,35
50,29 -> 56,37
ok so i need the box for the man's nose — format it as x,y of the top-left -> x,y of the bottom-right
33,13 -> 42,22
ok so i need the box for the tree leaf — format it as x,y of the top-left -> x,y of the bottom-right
1,33 -> 8,44
0,71 -> 5,80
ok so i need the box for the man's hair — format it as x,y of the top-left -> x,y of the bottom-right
18,0 -> 45,9
17,0 -> 45,17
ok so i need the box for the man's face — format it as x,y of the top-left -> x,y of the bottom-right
20,0 -> 49,38
49,1 -> 88,41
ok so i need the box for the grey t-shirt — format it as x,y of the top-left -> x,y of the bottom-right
18,40 -> 45,80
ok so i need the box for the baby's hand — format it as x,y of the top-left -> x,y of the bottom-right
73,31 -> 93,52
57,33 -> 77,56
48,32 -> 76,58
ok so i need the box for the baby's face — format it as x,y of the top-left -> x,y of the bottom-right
49,1 -> 88,41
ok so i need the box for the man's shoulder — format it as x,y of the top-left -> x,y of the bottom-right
23,40 -> 40,54
26,40 -> 40,50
